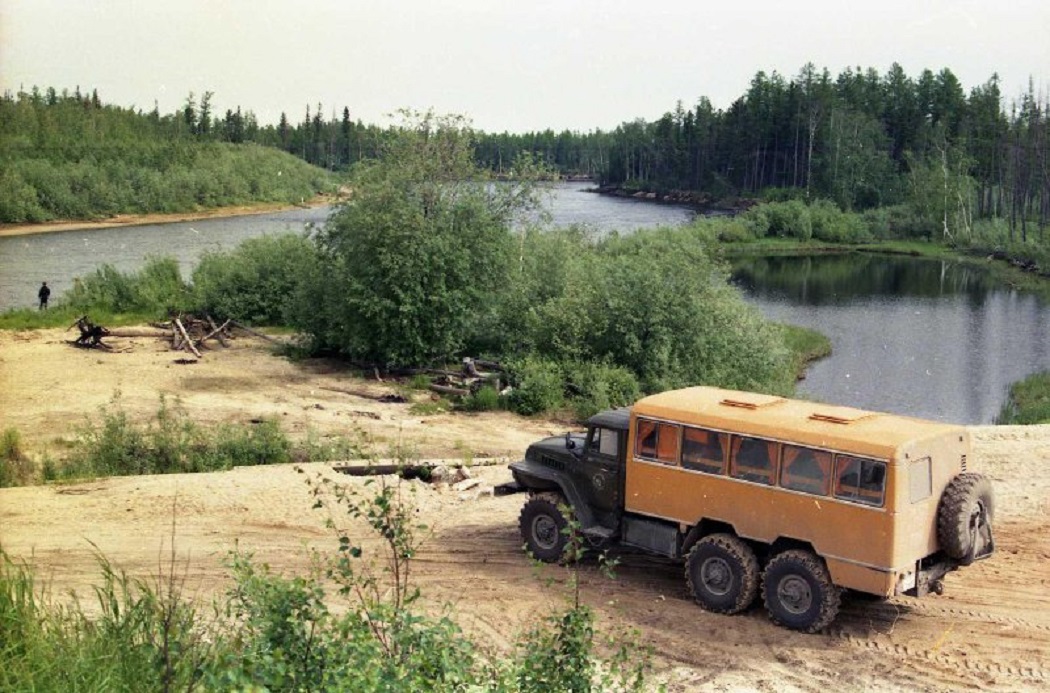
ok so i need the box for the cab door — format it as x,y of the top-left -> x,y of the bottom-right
575,425 -> 624,518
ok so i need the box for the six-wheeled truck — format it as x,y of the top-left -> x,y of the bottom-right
509,386 -> 995,632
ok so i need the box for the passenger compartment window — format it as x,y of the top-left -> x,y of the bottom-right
834,455 -> 886,507
634,419 -> 680,465
729,435 -> 777,485
681,427 -> 727,475
779,445 -> 832,495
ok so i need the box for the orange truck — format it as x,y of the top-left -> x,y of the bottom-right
509,386 -> 995,632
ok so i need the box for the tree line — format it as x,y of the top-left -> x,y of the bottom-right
479,64 -> 1048,243
0,87 -> 337,222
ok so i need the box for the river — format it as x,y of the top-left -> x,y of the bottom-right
731,253 -> 1050,424
0,182 -> 693,311
3,185 -> 1048,424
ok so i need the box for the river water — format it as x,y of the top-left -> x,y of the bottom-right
731,254 -> 1050,424
0,182 -> 693,311
3,184 -> 1048,424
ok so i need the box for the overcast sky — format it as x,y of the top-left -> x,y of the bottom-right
1,0 -> 1047,133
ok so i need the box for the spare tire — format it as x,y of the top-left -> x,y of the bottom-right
937,473 -> 995,563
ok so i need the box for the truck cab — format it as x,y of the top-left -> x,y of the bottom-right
509,408 -> 629,557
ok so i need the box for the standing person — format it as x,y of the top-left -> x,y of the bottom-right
38,282 -> 50,310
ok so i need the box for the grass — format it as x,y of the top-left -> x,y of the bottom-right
996,371 -> 1050,424
780,323 -> 833,382
0,396 -> 365,486
0,306 -> 159,331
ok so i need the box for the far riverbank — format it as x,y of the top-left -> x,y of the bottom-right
0,194 -> 340,239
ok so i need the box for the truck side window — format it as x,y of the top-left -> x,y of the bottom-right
681,427 -> 726,474
729,435 -> 777,485
835,455 -> 886,507
779,445 -> 832,495
635,419 -> 680,465
595,428 -> 619,457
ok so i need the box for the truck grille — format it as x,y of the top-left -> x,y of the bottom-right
541,455 -> 565,471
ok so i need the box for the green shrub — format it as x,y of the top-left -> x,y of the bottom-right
808,199 -> 870,243
506,357 -> 566,415
460,384 -> 502,412
764,200 -> 812,240
63,257 -> 191,317
192,233 -> 320,325
0,428 -> 35,487
565,361 -> 640,419
58,396 -> 294,480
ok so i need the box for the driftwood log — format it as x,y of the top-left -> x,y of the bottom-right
229,320 -> 280,344
174,318 -> 202,359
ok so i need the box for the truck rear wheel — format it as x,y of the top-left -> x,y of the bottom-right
519,492 -> 571,562
762,550 -> 840,633
685,533 -> 759,615
937,473 -> 995,564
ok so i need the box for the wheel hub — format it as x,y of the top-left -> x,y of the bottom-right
533,515 -> 558,549
777,575 -> 813,615
701,557 -> 733,596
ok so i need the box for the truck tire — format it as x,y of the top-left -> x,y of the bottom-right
937,473 -> 995,563
519,492 -> 571,562
685,533 -> 759,615
762,550 -> 840,633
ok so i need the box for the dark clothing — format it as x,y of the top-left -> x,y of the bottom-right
38,283 -> 50,310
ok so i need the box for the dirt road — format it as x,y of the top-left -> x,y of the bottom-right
1,328 -> 1048,691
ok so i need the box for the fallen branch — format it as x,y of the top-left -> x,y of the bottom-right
429,383 -> 470,397
105,328 -> 171,338
174,318 -> 202,359
229,320 -> 279,344
201,318 -> 231,347
318,386 -> 407,403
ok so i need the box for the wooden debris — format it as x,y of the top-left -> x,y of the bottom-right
174,318 -> 202,359
228,320 -> 280,344
319,386 -> 407,403
68,315 -> 112,350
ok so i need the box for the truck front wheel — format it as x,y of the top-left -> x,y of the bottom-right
685,533 -> 759,615
519,492 -> 572,562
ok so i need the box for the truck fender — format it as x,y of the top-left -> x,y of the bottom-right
510,460 -> 598,529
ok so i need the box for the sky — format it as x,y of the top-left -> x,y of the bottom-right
1,0 -> 1047,134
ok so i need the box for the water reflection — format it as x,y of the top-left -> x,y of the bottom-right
732,254 -> 1050,424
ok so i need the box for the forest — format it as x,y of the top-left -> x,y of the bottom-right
4,63 -> 1047,243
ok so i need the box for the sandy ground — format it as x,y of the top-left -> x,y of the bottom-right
1,328 -> 1049,692
0,194 -> 341,238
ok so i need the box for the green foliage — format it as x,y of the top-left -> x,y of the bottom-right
504,225 -> 794,396
996,371 -> 1050,424
459,384 -> 503,412
0,428 -> 34,487
298,111 -> 546,366
779,323 -> 833,380
505,356 -> 567,415
0,548 -> 213,692
53,395 -> 293,480
192,232 -> 321,324
565,361 -> 641,420
63,257 -> 192,317
0,89 -> 337,223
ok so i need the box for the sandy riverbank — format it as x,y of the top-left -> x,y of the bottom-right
0,194 -> 340,238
